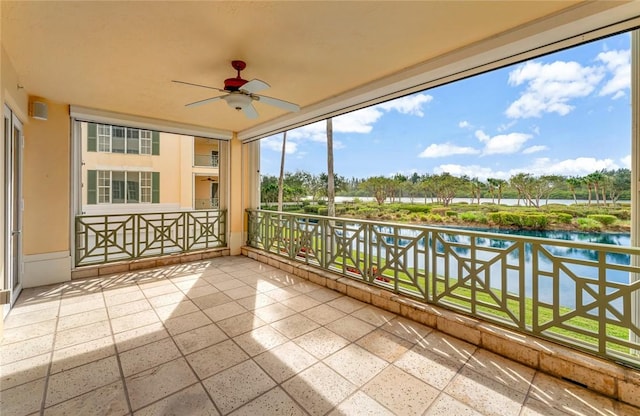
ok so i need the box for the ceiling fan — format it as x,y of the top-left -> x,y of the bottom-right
173,60 -> 300,119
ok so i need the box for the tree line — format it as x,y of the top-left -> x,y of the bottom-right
261,168 -> 631,207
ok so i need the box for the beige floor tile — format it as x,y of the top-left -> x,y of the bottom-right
252,279 -> 284,293
327,296 -> 367,314
380,316 -> 432,344
519,397 -> 572,416
43,380 -> 129,416
108,298 -> 152,319
202,360 -> 276,414
126,357 -> 198,411
0,353 -> 49,391
233,325 -> 289,356
351,306 -> 396,327
147,291 -> 187,308
305,287 -> 343,302
216,312 -> 267,337
294,327 -> 349,359
104,288 -> 146,307
325,344 -> 387,386
264,287 -> 301,302
421,331 -> 476,364
236,293 -> 277,310
1,318 -> 58,345
464,349 -> 535,394
271,314 -> 320,339
59,298 -> 105,317
282,362 -> 356,416
4,306 -> 59,329
445,366 -> 526,416
229,387 -> 306,416
163,310 -> 212,336
214,279 -> 248,291
424,393 -> 484,416
113,322 -> 170,352
140,283 -> 180,298
254,341 -> 318,383
173,323 -> 228,354
325,315 -> 376,342
356,328 -> 413,362
280,294 -> 322,312
328,391 -> 395,416
290,281 -> 320,294
134,383 -> 219,416
54,320 -> 112,350
223,285 -> 257,300
0,377 -> 45,416
120,338 -> 181,377
528,372 -> 618,416
154,299 -> 200,320
191,292 -> 233,310
183,283 -> 220,299
364,365 -> 439,415
46,356 -> 121,407
110,309 -> 160,334
1,334 -> 54,365
301,304 -> 346,325
51,335 -> 115,373
57,308 -> 109,332
253,303 -> 297,324
187,339 -> 249,380
203,301 -> 247,322
394,343 -> 464,389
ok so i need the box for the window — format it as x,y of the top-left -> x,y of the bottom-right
88,170 -> 159,204
140,130 -> 152,155
88,122 -> 159,155
98,171 -> 111,203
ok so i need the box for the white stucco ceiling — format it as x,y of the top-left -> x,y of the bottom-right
2,1 -> 638,137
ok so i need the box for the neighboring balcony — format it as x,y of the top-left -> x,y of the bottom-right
195,198 -> 220,210
194,153 -> 219,168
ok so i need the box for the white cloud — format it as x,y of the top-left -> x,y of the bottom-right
522,145 -> 548,154
433,156 -> 620,181
418,143 -> 479,158
286,93 -> 433,145
621,154 -> 631,168
475,129 -> 532,155
376,93 -> 433,116
432,164 -> 508,181
458,120 -> 470,129
597,49 -> 630,99
497,120 -> 517,132
505,60 -> 604,118
524,157 -> 618,176
261,136 -> 298,154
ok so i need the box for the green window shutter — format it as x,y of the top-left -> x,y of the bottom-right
152,131 -> 160,155
87,170 -> 97,204
87,123 -> 97,152
152,172 -> 160,203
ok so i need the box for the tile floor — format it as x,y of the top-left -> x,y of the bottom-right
1,255 -> 639,416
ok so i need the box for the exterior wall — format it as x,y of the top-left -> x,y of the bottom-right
22,99 -> 71,287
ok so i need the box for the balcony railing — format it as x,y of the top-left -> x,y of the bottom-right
194,198 -> 219,210
247,209 -> 640,366
194,153 -> 219,167
75,210 -> 226,266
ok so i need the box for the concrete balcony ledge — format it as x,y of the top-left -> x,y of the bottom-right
71,247 -> 230,280
242,245 -> 640,409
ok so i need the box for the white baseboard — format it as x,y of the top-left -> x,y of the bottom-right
23,251 -> 71,288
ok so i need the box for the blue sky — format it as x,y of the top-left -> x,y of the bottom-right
260,32 -> 631,181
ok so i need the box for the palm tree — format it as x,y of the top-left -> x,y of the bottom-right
566,176 -> 582,205
326,118 -> 335,217
494,179 -> 507,205
277,131 -> 287,212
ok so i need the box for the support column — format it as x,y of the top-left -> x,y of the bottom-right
228,134 -> 243,254
631,29 -> 639,349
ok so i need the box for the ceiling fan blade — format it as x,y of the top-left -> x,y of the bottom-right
242,103 -> 259,119
240,79 -> 270,94
185,96 -> 224,107
256,95 -> 300,112
172,80 -> 226,93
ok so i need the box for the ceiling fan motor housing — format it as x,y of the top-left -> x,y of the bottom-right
224,60 -> 248,91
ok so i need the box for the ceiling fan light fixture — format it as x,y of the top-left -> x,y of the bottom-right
223,93 -> 252,111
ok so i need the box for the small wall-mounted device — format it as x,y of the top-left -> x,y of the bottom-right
31,101 -> 48,120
